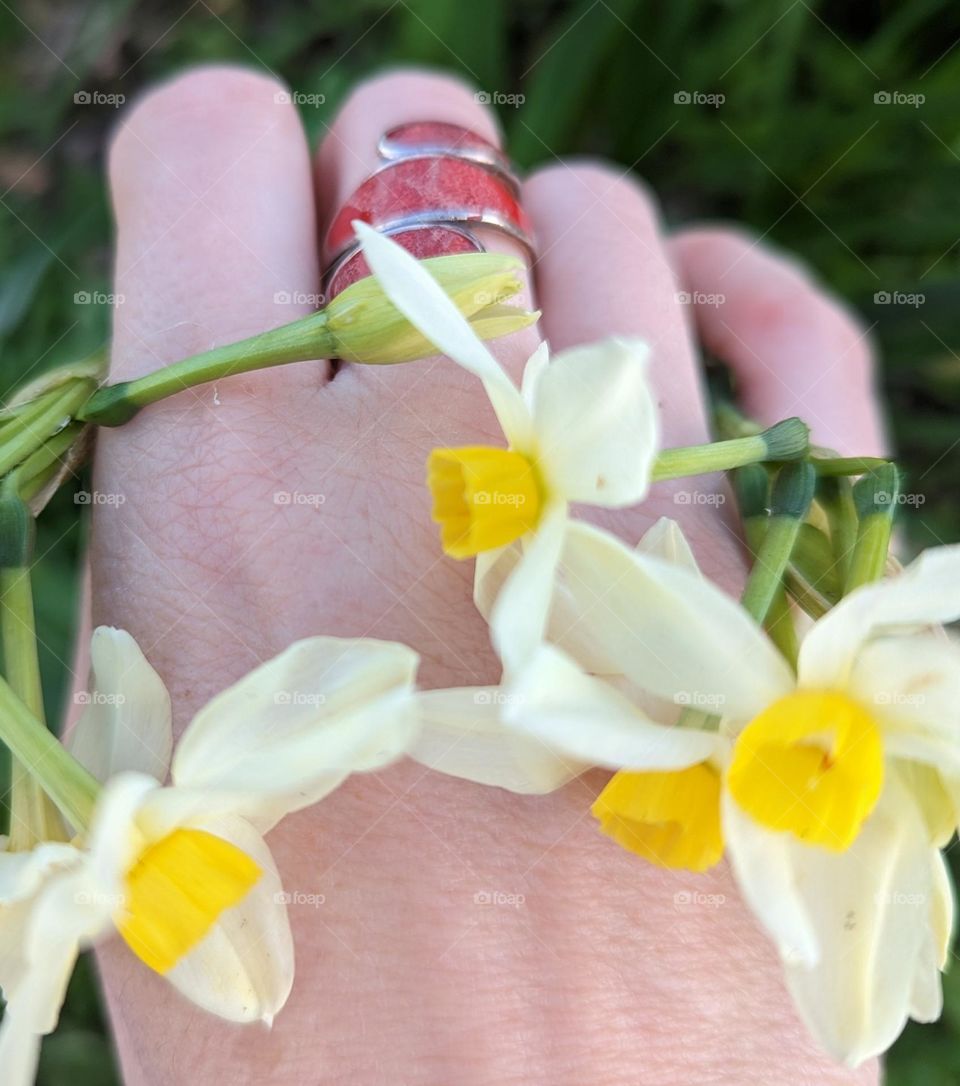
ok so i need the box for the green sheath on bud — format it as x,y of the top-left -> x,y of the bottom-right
845,465 -> 900,592
760,417 -> 810,462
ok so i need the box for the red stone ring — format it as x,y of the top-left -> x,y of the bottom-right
322,121 -> 535,297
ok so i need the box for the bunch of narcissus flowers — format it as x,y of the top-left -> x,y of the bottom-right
0,223 -> 955,1081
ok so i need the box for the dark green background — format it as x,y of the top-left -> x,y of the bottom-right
1,1 -> 959,1082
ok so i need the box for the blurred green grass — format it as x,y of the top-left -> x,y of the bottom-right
2,1 -> 959,1081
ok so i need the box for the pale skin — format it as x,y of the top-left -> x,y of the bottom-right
82,65 -> 886,1085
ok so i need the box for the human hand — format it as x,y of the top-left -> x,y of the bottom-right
88,65 -> 883,1085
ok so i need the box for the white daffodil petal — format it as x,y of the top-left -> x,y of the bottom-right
520,341 -> 551,408
561,522 -> 794,718
909,849 -> 953,1022
636,517 -> 702,574
849,634 -> 960,762
474,538 -> 620,675
507,646 -> 719,771
0,867 -> 111,1086
411,687 -> 584,794
491,505 -> 567,673
721,792 -> 820,967
66,626 -> 173,783
164,815 -> 294,1024
171,638 -> 418,821
0,843 -> 81,905
799,544 -> 960,687
354,222 -> 529,442
530,337 -> 658,506
779,775 -> 932,1066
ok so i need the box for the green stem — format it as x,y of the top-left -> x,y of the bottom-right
740,463 -> 816,625
652,418 -> 809,482
0,668 -> 98,832
818,475 -> 858,584
77,312 -> 334,426
812,456 -> 890,477
1,564 -> 67,847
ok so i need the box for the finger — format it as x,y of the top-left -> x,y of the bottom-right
92,65 -> 322,691
670,227 -> 886,457
315,69 -> 541,411
522,162 -> 744,584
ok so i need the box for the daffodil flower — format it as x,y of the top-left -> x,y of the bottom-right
497,526 -> 960,1065
0,626 -> 418,1085
354,220 -> 659,670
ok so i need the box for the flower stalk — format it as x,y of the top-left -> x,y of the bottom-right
739,462 -> 816,626
77,253 -> 538,426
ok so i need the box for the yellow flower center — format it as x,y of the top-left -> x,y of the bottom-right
118,828 -> 262,974
427,446 -> 543,557
727,690 -> 883,850
592,763 -> 724,872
